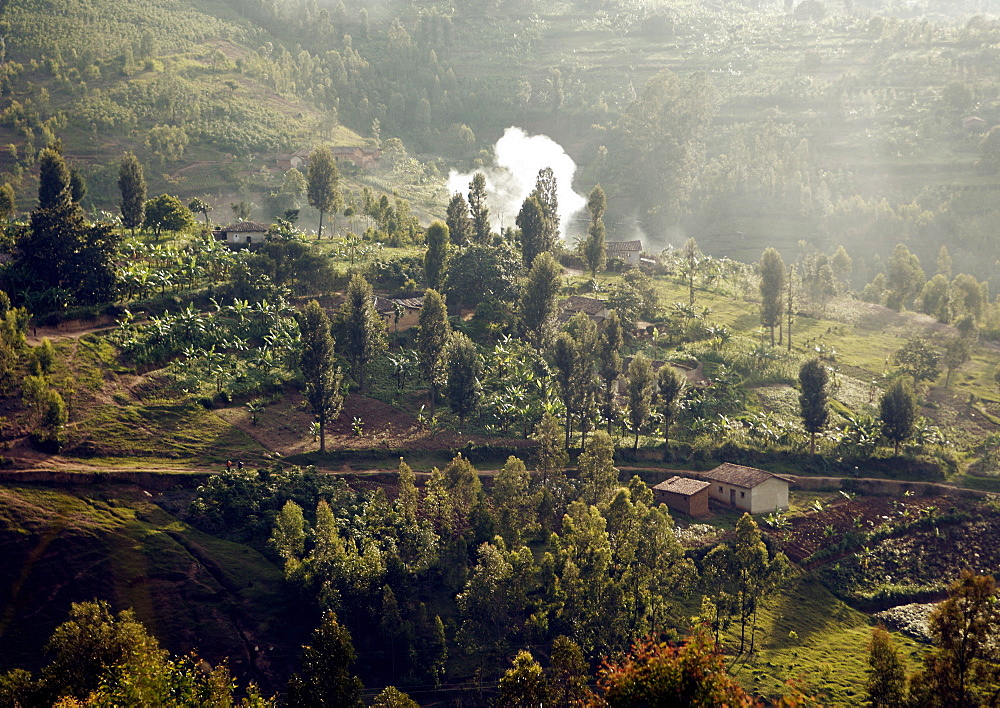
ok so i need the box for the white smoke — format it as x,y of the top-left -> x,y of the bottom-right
447,127 -> 587,241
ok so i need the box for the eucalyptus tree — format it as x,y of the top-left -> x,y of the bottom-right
338,274 -> 386,393
118,151 -> 146,236
307,146 -> 340,238
300,300 -> 344,453
759,247 -> 785,346
417,289 -> 450,413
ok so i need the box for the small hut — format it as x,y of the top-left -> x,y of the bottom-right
652,476 -> 711,518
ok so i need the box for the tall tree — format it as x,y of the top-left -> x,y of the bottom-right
679,237 -> 703,306
885,243 -> 925,311
493,455 -> 536,547
867,625 -> 907,708
286,612 -> 363,708
626,354 -> 654,451
893,338 -> 940,387
798,358 -> 828,455
656,365 -> 685,453
786,263 -> 796,352
703,513 -> 788,655
532,411 -> 568,487
758,247 -> 785,346
597,311 -> 624,435
518,251 -> 562,350
583,184 -> 607,278
0,182 -> 15,223
468,172 -> 490,244
300,300 -> 344,452
38,148 -> 71,209
338,274 -> 387,393
417,288 -> 450,413
118,151 -> 146,236
578,429 -> 618,507
445,192 -> 472,246
530,166 -> 559,244
909,571 -> 1000,708
20,150 -> 119,306
516,195 -> 550,268
445,331 -> 482,428
307,146 -> 340,238
423,220 -> 450,290
944,336 -> 971,388
880,377 -> 916,455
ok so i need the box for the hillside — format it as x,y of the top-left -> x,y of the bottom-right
0,484 -> 309,694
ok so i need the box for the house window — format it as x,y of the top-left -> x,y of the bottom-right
718,486 -> 723,492
246,235 -> 252,243
740,491 -> 745,498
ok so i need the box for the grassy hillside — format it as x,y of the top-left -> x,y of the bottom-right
0,484 -> 309,694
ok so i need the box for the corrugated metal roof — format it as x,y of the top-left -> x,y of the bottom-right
607,240 -> 642,253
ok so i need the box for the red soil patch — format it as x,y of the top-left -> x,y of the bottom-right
769,496 -> 959,564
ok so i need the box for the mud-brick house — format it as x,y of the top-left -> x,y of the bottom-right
652,476 -> 711,518
558,296 -> 609,324
216,221 -> 269,245
704,463 -> 789,514
375,295 -> 424,331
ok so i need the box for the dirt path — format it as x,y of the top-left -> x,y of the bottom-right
26,319 -> 118,346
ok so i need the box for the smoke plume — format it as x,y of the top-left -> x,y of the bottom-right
447,127 -> 587,241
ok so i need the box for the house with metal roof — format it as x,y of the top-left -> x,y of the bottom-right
652,476 -> 711,518
703,463 -> 789,514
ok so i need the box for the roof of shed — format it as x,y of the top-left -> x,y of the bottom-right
653,476 -> 710,496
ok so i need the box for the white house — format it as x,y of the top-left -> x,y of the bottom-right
606,240 -> 642,262
703,463 -> 789,514
220,221 -> 269,245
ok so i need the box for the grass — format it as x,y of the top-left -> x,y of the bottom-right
72,400 -> 268,465
743,576 -> 924,705
0,484 -> 306,689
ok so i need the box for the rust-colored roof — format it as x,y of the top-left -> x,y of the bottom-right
606,240 -> 642,253
223,221 -> 269,233
561,295 -> 607,315
653,476 -> 710,496
704,463 -> 780,489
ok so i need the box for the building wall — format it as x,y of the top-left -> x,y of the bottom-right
656,490 -> 709,518
708,482 -> 751,512
227,231 -> 267,244
749,478 -> 789,513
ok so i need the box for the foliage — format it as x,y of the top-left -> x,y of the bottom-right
337,273 -> 387,394
300,300 -> 344,453
880,377 -> 917,455
590,628 -> 754,708
798,358 -> 829,454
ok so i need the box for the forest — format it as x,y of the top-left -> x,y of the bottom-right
3,0 -> 1000,705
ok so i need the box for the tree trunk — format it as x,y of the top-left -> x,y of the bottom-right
810,430 -> 815,455
769,325 -> 775,347
317,209 -> 325,239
